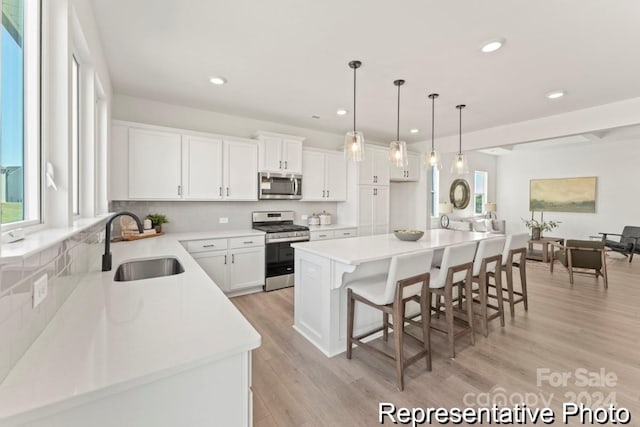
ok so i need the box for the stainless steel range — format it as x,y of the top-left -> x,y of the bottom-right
252,211 -> 310,291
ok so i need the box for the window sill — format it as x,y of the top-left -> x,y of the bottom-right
0,215 -> 111,263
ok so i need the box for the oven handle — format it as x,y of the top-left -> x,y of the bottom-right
266,236 -> 310,244
293,178 -> 299,196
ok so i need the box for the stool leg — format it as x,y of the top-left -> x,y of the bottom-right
444,286 -> 455,358
435,295 -> 442,319
347,289 -> 355,359
464,276 -> 476,346
393,299 -> 405,391
479,273 -> 489,337
494,270 -> 505,327
424,291 -> 432,371
383,313 -> 389,342
506,265 -> 516,317
519,262 -> 529,311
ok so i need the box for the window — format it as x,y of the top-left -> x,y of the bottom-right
1,0 -> 40,227
71,54 -> 79,214
430,166 -> 439,217
474,170 -> 488,214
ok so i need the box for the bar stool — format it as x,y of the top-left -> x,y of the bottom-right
346,250 -> 434,391
467,237 -> 506,337
497,233 -> 529,317
429,242 -> 477,358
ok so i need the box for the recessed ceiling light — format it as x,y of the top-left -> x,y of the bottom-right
546,90 -> 566,99
480,38 -> 505,53
410,128 -> 420,134
336,109 -> 349,116
209,76 -> 227,85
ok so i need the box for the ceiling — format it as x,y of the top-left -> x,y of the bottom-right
91,0 -> 640,143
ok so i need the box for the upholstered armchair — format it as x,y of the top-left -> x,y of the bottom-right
599,226 -> 640,262
549,240 -> 608,288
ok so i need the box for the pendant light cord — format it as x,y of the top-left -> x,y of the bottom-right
431,96 -> 435,151
396,83 -> 400,141
458,105 -> 463,155
353,67 -> 357,133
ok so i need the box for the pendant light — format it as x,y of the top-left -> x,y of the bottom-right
450,104 -> 469,175
344,60 -> 365,162
425,93 -> 442,169
389,79 -> 408,168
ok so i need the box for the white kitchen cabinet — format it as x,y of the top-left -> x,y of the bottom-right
228,247 -> 266,292
310,228 -> 357,241
301,149 -> 347,201
357,146 -> 390,186
390,153 -> 420,182
357,185 -> 389,236
128,128 -> 182,199
182,135 -> 223,200
186,235 -> 265,296
224,140 -> 258,200
254,131 -> 305,174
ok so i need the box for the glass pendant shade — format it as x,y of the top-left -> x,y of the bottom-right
344,131 -> 365,162
450,153 -> 470,175
389,140 -> 408,168
425,150 -> 442,169
424,93 -> 441,169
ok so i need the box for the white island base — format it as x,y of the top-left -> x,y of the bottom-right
292,231 -> 498,357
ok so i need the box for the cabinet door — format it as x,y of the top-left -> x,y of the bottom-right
310,230 -> 335,241
357,186 -> 375,236
372,149 -> 390,186
324,152 -> 347,201
405,154 -> 420,182
129,128 -> 182,199
282,139 -> 303,174
228,247 -> 265,291
182,135 -> 223,200
258,137 -> 283,172
373,186 -> 390,235
225,141 -> 258,200
301,150 -> 326,201
357,148 -> 376,185
192,251 -> 229,292
389,162 -> 405,181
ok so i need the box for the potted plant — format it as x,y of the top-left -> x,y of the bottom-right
146,213 -> 168,233
522,212 -> 560,240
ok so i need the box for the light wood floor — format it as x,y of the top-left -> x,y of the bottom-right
233,255 -> 640,426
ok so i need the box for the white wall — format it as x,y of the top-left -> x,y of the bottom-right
496,139 -> 639,239
112,94 -> 385,150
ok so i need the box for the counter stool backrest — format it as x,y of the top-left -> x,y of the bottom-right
502,233 -> 530,265
382,250 -> 434,304
433,242 -> 478,288
473,237 -> 506,276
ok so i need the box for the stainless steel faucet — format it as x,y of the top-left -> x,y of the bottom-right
102,211 -> 144,271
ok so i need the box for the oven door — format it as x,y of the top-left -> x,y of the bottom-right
259,172 -> 302,200
265,241 -> 296,278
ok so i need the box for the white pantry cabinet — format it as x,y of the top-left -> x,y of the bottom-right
390,153 -> 420,182
128,128 -> 183,199
254,130 -> 305,174
301,148 -> 347,201
357,185 -> 389,236
357,146 -> 390,186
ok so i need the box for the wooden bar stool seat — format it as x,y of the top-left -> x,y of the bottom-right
346,250 -> 434,391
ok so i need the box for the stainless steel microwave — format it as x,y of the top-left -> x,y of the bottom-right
258,172 -> 302,200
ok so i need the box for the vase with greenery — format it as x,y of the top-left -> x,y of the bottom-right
146,213 -> 168,233
522,211 -> 560,240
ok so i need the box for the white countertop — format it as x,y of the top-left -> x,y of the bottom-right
171,229 -> 265,241
292,229 -> 499,265
303,224 -> 357,232
0,234 -> 261,423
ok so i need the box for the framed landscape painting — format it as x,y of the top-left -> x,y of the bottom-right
530,177 -> 597,213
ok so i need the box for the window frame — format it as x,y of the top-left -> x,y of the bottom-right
430,166 -> 440,218
71,52 -> 80,216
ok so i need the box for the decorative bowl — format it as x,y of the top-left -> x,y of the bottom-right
393,230 -> 424,241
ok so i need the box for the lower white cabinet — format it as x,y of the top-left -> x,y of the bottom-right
187,235 -> 265,295
309,228 -> 358,241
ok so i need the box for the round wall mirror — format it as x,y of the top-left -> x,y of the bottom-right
449,179 -> 471,209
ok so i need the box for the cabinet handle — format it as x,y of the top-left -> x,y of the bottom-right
177,185 -> 182,196
322,190 -> 326,198
243,241 -> 254,244
326,190 -> 330,198
224,255 -> 227,265
226,187 -> 230,197
219,187 -> 222,197
232,254 -> 235,263
203,244 -> 216,248
319,234 -> 327,238
279,160 -> 283,169
285,161 -> 288,169
373,188 -> 377,196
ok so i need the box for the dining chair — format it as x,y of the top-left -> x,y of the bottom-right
549,240 -> 609,288
346,250 -> 434,391
428,241 -> 477,358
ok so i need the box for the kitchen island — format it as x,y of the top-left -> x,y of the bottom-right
291,230 -> 499,357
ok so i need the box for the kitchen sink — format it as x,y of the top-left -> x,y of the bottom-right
114,257 -> 185,282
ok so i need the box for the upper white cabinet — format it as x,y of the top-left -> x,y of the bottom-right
111,121 -> 258,201
301,149 -> 347,201
357,146 -> 390,186
129,128 -> 182,199
390,153 -> 420,182
254,131 -> 305,174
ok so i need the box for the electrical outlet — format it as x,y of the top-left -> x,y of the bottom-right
219,217 -> 229,224
33,274 -> 48,308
